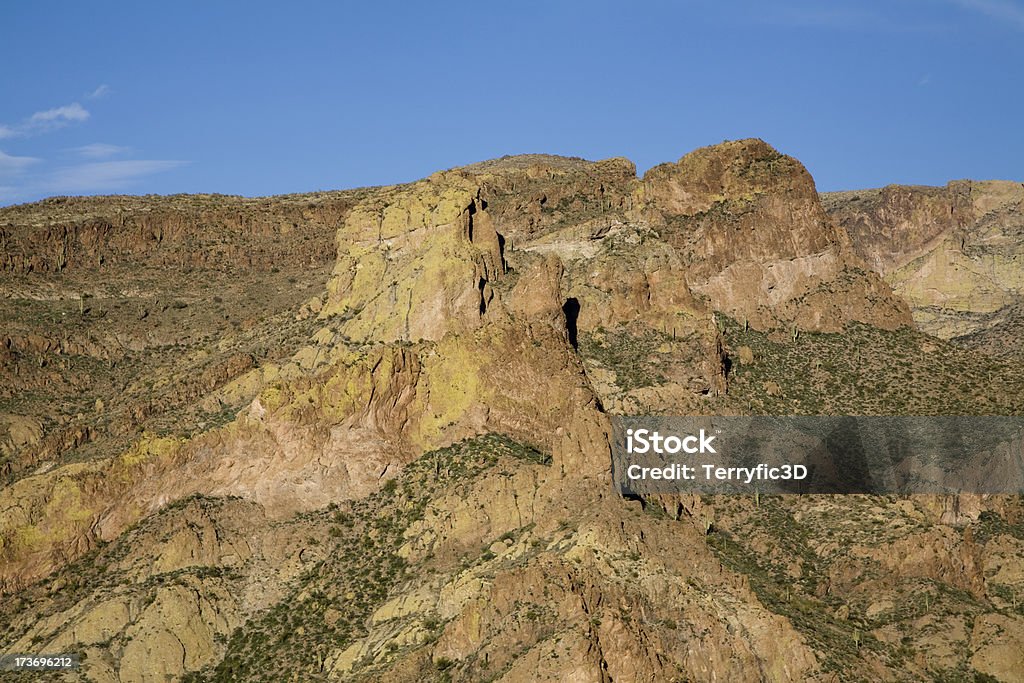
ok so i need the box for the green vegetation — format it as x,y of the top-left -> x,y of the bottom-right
1,434 -> 550,682
719,316 -> 1024,416
578,325 -> 672,391
185,434 -> 549,682
702,495 -> 994,678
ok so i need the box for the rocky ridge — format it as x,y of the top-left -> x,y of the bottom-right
824,180 -> 1024,340
0,140 -> 1022,682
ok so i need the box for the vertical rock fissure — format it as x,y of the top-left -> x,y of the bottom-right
563,298 -> 580,350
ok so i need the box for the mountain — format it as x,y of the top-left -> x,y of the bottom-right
1,141 -> 1022,682
823,180 -> 1024,347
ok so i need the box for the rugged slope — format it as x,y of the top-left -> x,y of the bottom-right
824,180 -> 1024,341
1,141 -> 1022,682
641,140 -> 910,333
0,190 -> 365,484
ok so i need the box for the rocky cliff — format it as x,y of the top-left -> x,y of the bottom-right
1,141 -> 1022,682
824,180 -> 1024,342
642,140 -> 911,332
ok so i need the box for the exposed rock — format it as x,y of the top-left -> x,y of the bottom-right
825,180 -> 1024,339
641,139 -> 912,332
0,142 -> 1022,683
0,193 -> 355,275
970,613 -> 1024,682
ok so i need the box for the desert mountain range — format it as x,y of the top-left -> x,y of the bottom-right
1,139 -> 1023,682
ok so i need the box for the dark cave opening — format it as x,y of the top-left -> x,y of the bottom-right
562,298 -> 580,350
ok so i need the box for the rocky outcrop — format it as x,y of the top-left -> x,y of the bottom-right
0,169 -> 613,590
822,183 -> 974,276
323,174 -> 506,342
641,139 -> 913,332
460,154 -> 638,245
461,141 -> 914,335
0,192 -> 355,274
825,180 -> 1024,338
341,484 -> 823,682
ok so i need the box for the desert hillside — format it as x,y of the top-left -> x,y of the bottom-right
2,140 -> 1023,682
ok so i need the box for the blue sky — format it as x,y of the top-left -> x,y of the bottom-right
1,0 -> 1022,206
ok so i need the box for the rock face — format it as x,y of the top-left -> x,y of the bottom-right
642,139 -> 912,332
0,141 -> 1022,682
825,180 -> 1024,339
323,175 -> 506,343
0,193 -> 355,274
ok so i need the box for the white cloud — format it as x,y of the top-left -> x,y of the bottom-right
0,149 -> 41,177
28,102 -> 90,126
0,88 -> 109,142
42,160 -> 187,194
71,143 -> 131,159
1,102 -> 91,138
0,90 -> 186,206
